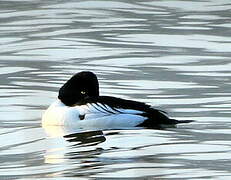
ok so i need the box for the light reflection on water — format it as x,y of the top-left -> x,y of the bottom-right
0,0 -> 231,179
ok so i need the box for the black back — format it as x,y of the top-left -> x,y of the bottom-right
82,96 -> 180,127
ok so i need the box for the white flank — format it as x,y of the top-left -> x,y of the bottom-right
42,99 -> 147,129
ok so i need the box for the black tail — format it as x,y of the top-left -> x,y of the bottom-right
172,119 -> 194,124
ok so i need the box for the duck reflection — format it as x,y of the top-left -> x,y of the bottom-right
43,124 -> 106,165
42,123 -> 106,146
64,130 -> 106,146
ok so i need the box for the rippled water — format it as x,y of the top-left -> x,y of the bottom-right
0,0 -> 231,179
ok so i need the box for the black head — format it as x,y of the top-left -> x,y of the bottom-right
58,71 -> 99,106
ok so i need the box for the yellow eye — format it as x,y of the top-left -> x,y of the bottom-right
81,91 -> 86,95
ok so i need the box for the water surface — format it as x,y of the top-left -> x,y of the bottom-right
0,0 -> 231,179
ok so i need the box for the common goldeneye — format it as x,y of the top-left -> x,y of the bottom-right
42,71 -> 193,129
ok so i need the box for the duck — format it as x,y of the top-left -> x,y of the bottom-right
42,71 -> 193,130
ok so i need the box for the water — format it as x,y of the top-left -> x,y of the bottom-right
0,0 -> 231,179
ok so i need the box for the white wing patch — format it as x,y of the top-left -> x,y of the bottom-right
72,103 -> 146,128
78,103 -> 144,117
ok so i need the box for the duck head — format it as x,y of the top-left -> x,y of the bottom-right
58,71 -> 99,106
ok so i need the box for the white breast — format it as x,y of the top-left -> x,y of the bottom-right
42,100 -> 147,129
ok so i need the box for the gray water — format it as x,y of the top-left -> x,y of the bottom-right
0,0 -> 231,179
